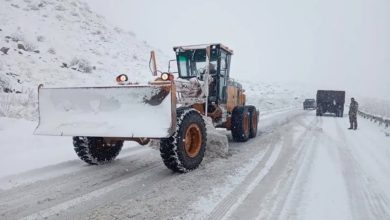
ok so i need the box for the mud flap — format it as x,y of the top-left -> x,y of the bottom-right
34,84 -> 175,138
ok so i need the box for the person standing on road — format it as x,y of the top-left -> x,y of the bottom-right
349,98 -> 359,130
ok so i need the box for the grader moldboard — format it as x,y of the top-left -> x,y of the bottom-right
35,43 -> 259,173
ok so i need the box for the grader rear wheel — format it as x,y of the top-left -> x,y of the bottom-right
248,106 -> 258,138
160,107 -> 206,173
231,106 -> 250,142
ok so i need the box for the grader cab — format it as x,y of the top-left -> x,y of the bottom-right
34,43 -> 259,172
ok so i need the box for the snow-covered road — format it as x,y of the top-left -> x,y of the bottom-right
0,109 -> 389,220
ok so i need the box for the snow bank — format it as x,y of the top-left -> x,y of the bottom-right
203,116 -> 229,158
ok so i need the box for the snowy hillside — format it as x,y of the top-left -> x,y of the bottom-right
0,0 -> 167,120
243,81 -> 311,112
359,97 -> 390,119
1,0 -> 386,123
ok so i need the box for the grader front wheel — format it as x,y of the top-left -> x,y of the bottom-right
184,124 -> 203,158
160,107 -> 206,173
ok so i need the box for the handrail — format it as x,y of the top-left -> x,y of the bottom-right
358,110 -> 390,136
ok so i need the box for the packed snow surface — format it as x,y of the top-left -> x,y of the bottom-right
1,110 -> 389,220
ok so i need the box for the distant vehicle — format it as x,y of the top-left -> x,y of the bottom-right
316,90 -> 345,117
303,99 -> 316,110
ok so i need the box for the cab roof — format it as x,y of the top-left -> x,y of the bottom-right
173,43 -> 233,55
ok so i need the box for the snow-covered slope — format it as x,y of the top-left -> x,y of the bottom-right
0,0 -> 167,120
2,0 -> 386,122
358,97 -> 390,119
243,80 -> 311,112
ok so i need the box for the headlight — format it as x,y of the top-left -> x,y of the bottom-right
161,72 -> 169,81
116,74 -> 128,83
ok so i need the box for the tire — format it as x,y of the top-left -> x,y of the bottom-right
160,107 -> 206,173
73,137 -> 123,165
336,107 -> 342,117
247,105 -> 258,138
316,106 -> 322,116
231,106 -> 250,142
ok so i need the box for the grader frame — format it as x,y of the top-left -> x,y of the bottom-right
35,43 -> 259,173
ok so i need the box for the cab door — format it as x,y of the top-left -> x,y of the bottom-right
217,50 -> 231,104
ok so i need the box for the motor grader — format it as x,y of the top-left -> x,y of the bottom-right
35,43 -> 259,172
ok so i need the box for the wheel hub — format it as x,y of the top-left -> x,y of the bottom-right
184,124 -> 202,158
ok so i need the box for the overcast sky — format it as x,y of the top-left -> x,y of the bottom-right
83,0 -> 389,100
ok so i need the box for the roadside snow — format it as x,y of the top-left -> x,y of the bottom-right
0,117 -> 141,181
0,117 -> 73,177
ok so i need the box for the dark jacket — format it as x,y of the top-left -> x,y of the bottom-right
349,100 -> 358,116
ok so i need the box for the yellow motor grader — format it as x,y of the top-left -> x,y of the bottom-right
35,43 -> 259,172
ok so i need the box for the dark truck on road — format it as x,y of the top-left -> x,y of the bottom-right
303,99 -> 316,110
316,90 -> 345,117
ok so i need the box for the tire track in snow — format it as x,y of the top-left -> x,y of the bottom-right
0,145 -> 148,190
0,149 -> 162,219
258,116 -> 321,220
275,115 -> 353,220
333,118 -> 390,220
19,162 -> 165,220
207,141 -> 281,220
208,113 -> 317,220
1,109 -> 309,220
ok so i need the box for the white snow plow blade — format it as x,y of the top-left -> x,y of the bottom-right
34,84 -> 175,138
